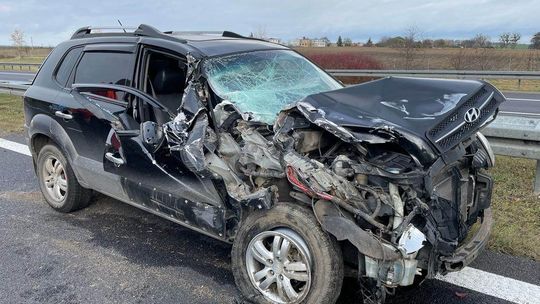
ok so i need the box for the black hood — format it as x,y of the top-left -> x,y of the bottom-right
297,77 -> 505,155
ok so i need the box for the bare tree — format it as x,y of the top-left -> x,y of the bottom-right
499,33 -> 510,48
395,26 -> 423,69
510,33 -> 521,49
10,29 -> 26,58
472,34 -> 491,48
253,25 -> 267,40
468,34 -> 494,70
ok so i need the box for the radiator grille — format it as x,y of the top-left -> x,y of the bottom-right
428,88 -> 498,151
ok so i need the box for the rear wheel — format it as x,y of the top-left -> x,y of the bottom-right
36,144 -> 92,212
232,203 -> 343,304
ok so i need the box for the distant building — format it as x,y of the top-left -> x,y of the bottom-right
289,37 -> 329,47
268,38 -> 281,45
299,37 -> 311,47
289,39 -> 300,47
311,39 -> 327,47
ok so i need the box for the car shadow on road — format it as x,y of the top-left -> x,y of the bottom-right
57,195 -> 480,304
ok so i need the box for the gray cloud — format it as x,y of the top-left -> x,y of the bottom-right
0,0 -> 537,46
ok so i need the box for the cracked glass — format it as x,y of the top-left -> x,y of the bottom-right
204,50 -> 342,124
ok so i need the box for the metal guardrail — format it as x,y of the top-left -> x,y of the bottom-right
326,69 -> 540,80
0,82 -> 28,95
482,115 -> 540,193
1,75 -> 540,193
1,63 -> 540,81
0,62 -> 40,71
328,69 -> 540,89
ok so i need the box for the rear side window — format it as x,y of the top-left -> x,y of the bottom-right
74,52 -> 133,86
55,47 -> 82,87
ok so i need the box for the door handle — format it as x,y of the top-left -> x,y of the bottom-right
55,110 -> 73,120
105,152 -> 125,166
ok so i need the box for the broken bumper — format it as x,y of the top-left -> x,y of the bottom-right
441,208 -> 493,272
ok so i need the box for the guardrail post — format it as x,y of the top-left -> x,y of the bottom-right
534,160 -> 540,194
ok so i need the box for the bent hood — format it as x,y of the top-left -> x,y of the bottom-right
294,77 -> 505,153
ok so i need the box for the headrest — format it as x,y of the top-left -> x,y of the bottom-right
152,64 -> 186,94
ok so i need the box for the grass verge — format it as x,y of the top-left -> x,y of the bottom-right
489,156 -> 540,260
0,93 -> 24,134
0,93 -> 538,260
488,79 -> 540,92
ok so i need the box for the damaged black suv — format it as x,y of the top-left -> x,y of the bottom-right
24,24 -> 504,304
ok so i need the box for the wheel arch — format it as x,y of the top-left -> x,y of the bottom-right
28,114 -> 89,188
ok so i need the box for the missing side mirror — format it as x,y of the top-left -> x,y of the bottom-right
140,121 -> 164,151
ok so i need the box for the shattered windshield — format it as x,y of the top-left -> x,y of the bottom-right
203,50 -> 342,124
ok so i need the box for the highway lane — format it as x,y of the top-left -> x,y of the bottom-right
0,133 -> 539,304
0,71 -> 35,83
1,70 -> 540,115
501,91 -> 540,115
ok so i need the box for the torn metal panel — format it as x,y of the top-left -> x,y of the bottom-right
177,113 -> 209,173
313,200 -> 400,260
284,151 -> 360,202
237,122 -> 282,173
180,81 -> 206,118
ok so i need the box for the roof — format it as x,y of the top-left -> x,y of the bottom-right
70,24 -> 288,57
180,37 -> 288,57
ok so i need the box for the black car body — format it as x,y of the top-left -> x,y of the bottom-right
24,24 -> 504,304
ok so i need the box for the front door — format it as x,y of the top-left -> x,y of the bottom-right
71,82 -> 226,239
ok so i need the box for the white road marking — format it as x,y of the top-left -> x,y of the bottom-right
1,137 -> 539,303
0,138 -> 31,156
499,111 -> 540,117
437,267 -> 540,304
507,97 -> 540,102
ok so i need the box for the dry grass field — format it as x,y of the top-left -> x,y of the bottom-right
0,46 -> 51,60
297,47 -> 540,91
297,46 -> 540,71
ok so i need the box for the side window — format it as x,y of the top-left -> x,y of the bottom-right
74,51 -> 134,104
74,52 -> 133,86
54,47 -> 82,87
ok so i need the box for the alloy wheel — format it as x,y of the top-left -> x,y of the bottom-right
245,228 -> 312,304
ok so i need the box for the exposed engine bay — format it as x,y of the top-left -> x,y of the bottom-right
115,52 -> 504,303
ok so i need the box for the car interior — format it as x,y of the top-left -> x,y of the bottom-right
142,51 -> 187,125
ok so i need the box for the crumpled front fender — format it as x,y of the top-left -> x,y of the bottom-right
313,200 -> 401,260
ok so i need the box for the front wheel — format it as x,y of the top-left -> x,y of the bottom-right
36,143 -> 92,212
231,203 -> 344,304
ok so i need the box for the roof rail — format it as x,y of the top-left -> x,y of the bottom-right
70,24 -> 187,43
165,31 -> 224,36
71,26 -> 137,39
164,30 -> 248,39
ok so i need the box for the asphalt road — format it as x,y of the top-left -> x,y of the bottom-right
0,71 -> 35,83
0,133 -> 539,304
1,71 -> 540,116
501,91 -> 540,115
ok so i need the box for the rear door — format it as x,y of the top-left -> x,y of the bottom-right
68,44 -> 137,163
57,43 -> 137,198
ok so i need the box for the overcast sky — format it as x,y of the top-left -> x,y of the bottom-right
0,0 -> 538,46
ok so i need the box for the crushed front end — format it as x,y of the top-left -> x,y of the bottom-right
270,77 -> 504,303
161,53 -> 505,303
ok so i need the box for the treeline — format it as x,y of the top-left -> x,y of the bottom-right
373,32 -> 540,49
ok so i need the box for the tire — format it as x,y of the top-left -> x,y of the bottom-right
36,143 -> 92,212
232,203 -> 343,304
